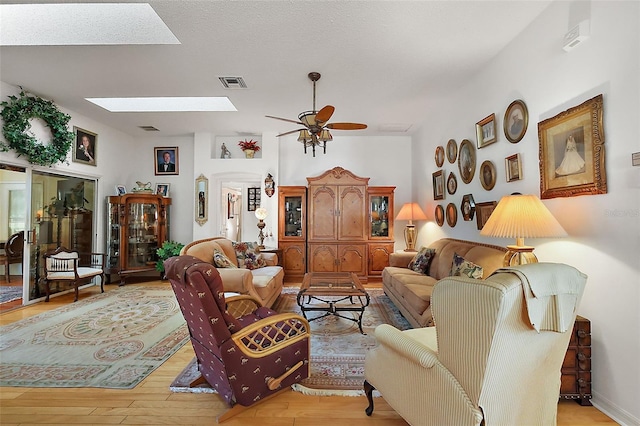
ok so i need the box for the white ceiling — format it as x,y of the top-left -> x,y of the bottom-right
0,0 -> 553,138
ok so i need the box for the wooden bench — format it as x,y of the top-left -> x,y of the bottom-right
42,247 -> 106,302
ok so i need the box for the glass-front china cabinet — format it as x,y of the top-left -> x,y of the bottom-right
106,193 -> 171,284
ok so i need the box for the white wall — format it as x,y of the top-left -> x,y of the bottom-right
411,2 -> 639,424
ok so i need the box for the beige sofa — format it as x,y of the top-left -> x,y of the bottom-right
382,238 -> 506,328
180,237 -> 283,308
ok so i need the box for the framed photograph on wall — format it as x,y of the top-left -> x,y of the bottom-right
505,153 -> 523,182
476,113 -> 497,148
435,145 -> 445,167
432,170 -> 445,200
461,194 -> 476,221
247,187 -> 260,211
446,202 -> 457,227
504,99 -> 528,143
447,172 -> 457,195
73,127 -> 97,165
155,147 -> 179,175
475,201 -> 498,230
538,94 -> 606,199
479,160 -> 497,190
446,139 -> 457,163
457,139 -> 476,184
155,183 -> 170,197
435,205 -> 445,227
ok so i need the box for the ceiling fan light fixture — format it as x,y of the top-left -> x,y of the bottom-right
298,111 -> 317,127
298,129 -> 311,142
319,129 -> 333,142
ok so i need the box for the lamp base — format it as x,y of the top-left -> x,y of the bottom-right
404,224 -> 417,252
504,245 -> 538,266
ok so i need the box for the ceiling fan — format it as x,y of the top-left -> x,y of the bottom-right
266,72 -> 367,156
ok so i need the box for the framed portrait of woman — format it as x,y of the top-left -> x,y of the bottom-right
73,127 -> 97,166
538,94 -> 607,199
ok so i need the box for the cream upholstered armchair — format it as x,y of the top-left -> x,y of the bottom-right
364,262 -> 587,426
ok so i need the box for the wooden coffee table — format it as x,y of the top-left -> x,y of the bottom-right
297,272 -> 370,334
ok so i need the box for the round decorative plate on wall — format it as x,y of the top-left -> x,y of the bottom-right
446,202 -> 458,227
457,139 -> 476,184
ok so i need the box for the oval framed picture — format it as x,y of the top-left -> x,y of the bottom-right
457,139 -> 476,184
446,139 -> 457,163
447,172 -> 457,195
446,202 -> 458,227
504,99 -> 528,143
435,205 -> 445,227
435,145 -> 445,167
479,160 -> 497,190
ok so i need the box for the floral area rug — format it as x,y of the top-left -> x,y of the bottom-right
0,286 -> 189,389
0,286 -> 23,304
170,287 -> 411,396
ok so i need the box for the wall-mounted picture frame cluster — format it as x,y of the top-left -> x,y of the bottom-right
247,187 -> 261,211
538,94 -> 606,199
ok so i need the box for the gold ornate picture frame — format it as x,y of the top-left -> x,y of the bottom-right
476,113 -> 497,148
432,170 -> 445,200
504,99 -> 528,143
538,94 -> 606,199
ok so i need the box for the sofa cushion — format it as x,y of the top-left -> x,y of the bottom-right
213,248 -> 237,269
409,247 -> 436,275
450,252 -> 483,279
400,283 -> 435,314
232,241 -> 267,270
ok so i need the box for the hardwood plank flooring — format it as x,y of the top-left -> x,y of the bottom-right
0,280 -> 616,425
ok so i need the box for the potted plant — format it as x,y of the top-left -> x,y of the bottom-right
156,240 -> 185,279
238,139 -> 261,158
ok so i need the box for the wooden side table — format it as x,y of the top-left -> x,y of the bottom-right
260,247 -> 282,266
560,315 -> 592,405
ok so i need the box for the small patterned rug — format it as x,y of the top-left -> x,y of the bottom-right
0,286 -> 189,389
0,286 -> 23,304
170,287 -> 411,396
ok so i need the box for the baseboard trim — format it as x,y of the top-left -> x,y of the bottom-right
592,390 -> 639,426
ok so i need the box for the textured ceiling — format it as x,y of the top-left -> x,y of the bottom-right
0,0 -> 552,137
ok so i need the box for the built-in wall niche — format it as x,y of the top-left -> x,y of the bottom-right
213,135 -> 263,159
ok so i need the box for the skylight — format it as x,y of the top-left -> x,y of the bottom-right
0,3 -> 179,46
85,97 -> 237,112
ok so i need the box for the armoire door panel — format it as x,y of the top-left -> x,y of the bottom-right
309,244 -> 338,272
309,185 -> 337,240
339,244 -> 367,276
337,186 -> 366,240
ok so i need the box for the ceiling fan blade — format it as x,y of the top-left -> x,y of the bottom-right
276,128 -> 306,137
326,122 -> 368,130
265,115 -> 305,126
315,105 -> 335,124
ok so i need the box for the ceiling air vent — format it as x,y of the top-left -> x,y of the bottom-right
139,125 -> 159,131
219,76 -> 247,89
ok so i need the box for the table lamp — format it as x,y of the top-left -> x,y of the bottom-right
255,207 -> 268,248
395,202 -> 428,252
480,194 -> 567,266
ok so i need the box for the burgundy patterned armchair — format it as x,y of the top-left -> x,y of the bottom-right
165,255 -> 310,422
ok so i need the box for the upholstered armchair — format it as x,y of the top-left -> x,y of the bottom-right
165,255 -> 310,423
364,263 -> 587,426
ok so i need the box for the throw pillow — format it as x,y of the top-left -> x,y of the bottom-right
213,248 -> 237,269
232,241 -> 267,270
449,252 -> 484,279
408,247 -> 436,275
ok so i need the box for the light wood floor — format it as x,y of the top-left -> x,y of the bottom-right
0,280 -> 616,425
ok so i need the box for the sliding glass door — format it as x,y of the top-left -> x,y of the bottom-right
28,170 -> 97,302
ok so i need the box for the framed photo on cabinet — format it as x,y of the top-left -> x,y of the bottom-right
538,94 -> 606,199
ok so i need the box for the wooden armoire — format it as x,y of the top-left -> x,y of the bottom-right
278,167 -> 394,282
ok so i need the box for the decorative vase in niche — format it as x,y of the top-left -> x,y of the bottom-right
244,149 -> 255,158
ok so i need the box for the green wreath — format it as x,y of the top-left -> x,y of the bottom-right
0,91 -> 74,166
